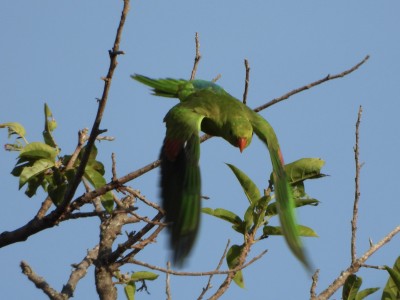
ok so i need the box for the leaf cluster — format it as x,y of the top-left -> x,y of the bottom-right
1,104 -> 113,211
203,158 -> 326,287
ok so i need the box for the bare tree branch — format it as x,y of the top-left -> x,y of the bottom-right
316,225 -> 400,300
254,55 -> 370,112
61,246 -> 99,298
95,193 -> 134,299
198,240 -> 231,300
65,128 -> 88,170
35,196 -> 53,219
110,212 -> 164,264
351,105 -> 363,263
315,105 -> 399,299
190,32 -> 202,80
128,249 -> 267,277
310,269 -> 320,300
166,261 -> 172,300
242,59 -> 250,104
21,261 -> 64,300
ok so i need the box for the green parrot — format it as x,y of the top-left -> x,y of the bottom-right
132,74 -> 310,269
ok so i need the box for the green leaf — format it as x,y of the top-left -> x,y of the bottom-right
48,181 -> 68,205
226,163 -> 261,204
101,192 -> 114,213
266,198 -> 319,216
343,274 -> 362,300
253,195 -> 270,228
263,225 -> 318,237
25,173 -> 45,197
354,287 -> 379,300
19,159 -> 55,189
243,204 -> 256,232
43,103 -> 58,147
11,161 -> 33,177
0,122 -> 27,142
88,159 -> 105,175
19,142 -> 57,161
202,207 -> 242,227
383,256 -> 400,299
44,103 -> 57,131
284,158 -> 326,185
83,144 -> 98,163
84,165 -> 114,212
130,271 -> 159,282
384,266 -> 400,290
84,165 -> 106,189
124,282 -> 136,300
226,245 -> 245,288
292,181 -> 306,198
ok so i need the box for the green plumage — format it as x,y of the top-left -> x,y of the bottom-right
132,74 -> 310,269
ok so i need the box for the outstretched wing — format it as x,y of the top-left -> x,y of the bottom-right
248,109 -> 311,270
161,105 -> 205,265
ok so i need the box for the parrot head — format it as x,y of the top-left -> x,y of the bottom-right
225,116 -> 253,152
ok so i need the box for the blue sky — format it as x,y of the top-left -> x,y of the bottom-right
1,1 -> 399,299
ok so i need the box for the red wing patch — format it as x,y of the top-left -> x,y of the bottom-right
278,148 -> 285,165
164,139 -> 184,161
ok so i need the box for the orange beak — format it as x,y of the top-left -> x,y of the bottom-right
237,137 -> 247,153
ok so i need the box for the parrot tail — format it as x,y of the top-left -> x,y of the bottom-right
160,134 -> 201,266
270,148 -> 311,271
131,74 -> 186,98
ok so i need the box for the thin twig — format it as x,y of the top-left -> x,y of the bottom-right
190,32 -> 201,80
65,128 -> 88,170
129,249 -> 267,276
361,264 -> 386,270
123,186 -> 164,213
60,0 -> 129,214
242,59 -> 250,104
112,152 -> 118,182
211,74 -> 221,83
310,269 -> 320,300
116,221 -> 165,262
109,211 -> 164,264
198,240 -> 231,300
130,211 -> 166,226
166,261 -> 172,300
35,197 -> 53,219
208,232 -> 255,299
254,55 -> 370,112
82,178 -> 103,213
351,106 -> 363,263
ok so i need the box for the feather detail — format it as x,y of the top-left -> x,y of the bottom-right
164,138 -> 184,161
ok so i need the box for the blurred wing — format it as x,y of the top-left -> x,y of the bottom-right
161,105 -> 205,265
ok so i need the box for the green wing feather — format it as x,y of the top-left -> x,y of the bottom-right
132,74 -> 187,98
248,109 -> 311,270
161,105 -> 205,265
132,74 -> 229,101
